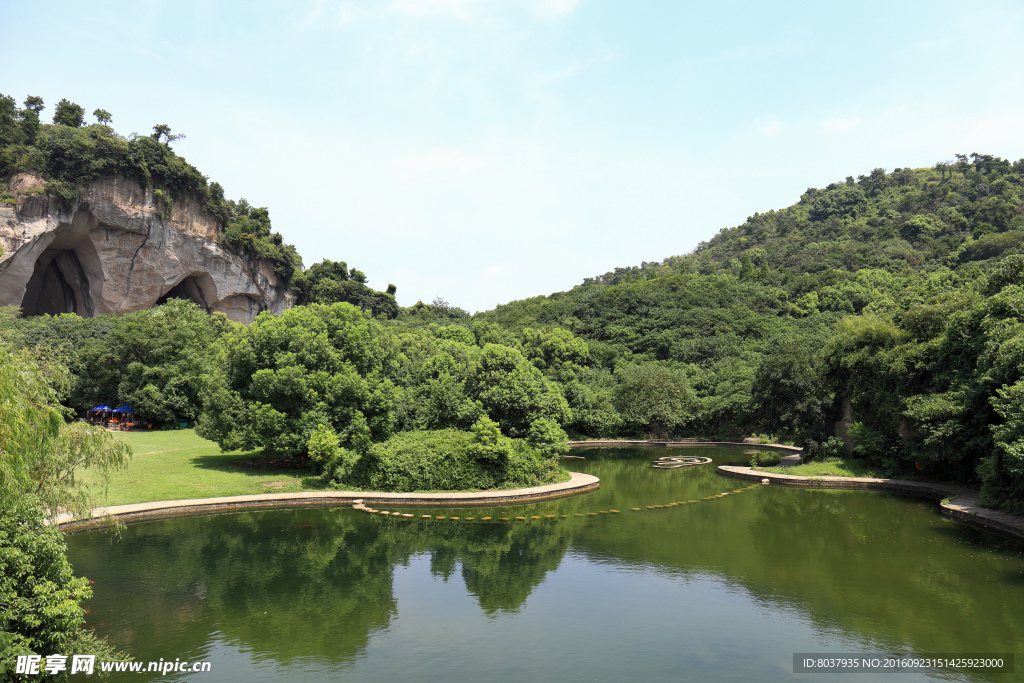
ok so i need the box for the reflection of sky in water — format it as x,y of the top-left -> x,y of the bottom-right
66,448 -> 1024,682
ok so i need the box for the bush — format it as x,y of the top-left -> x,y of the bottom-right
347,418 -> 563,492
0,504 -> 90,668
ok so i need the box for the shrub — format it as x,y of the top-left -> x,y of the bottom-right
347,418 -> 563,492
0,504 -> 90,667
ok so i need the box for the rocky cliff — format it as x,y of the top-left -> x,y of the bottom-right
0,175 -> 290,323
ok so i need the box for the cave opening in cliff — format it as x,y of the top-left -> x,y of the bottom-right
21,249 -> 95,317
156,275 -> 213,312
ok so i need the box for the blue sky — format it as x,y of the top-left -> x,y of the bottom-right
5,0 -> 1024,311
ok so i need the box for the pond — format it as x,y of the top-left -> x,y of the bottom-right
66,447 -> 1024,682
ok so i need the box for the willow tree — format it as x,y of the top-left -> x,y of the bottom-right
0,343 -> 130,519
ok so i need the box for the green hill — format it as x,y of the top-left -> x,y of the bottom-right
472,155 -> 1024,513
6,96 -> 1024,513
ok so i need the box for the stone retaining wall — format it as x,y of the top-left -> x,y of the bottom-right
56,472 -> 600,532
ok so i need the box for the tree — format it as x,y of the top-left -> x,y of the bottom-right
751,341 -> 829,447
197,303 -> 398,459
18,95 -> 44,143
0,343 -> 130,519
292,260 -> 398,318
93,108 -> 112,125
613,363 -> 693,437
52,98 -> 85,127
151,123 -> 185,147
22,95 -> 44,116
0,93 -> 18,148
66,299 -> 227,427
468,344 -> 571,437
0,343 -> 129,678
0,504 -> 92,673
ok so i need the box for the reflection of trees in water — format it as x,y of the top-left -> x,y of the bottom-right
69,507 -> 581,666
574,486 -> 1024,659
70,510 -> 402,665
423,520 -> 577,614
69,447 -> 1024,675
741,491 -> 1024,656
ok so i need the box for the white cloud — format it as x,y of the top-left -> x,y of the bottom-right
532,0 -> 581,19
386,0 -> 581,21
337,1 -> 356,25
387,0 -> 480,20
294,0 -> 356,29
395,149 -> 486,172
759,119 -> 781,136
532,63 -> 578,86
297,0 -> 327,29
823,117 -> 861,132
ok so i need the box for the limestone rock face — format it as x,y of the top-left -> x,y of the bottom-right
0,175 -> 290,323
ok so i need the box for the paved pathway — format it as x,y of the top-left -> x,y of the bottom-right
719,466 -> 1024,542
54,472 -> 599,531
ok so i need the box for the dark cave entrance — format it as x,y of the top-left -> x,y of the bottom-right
21,249 -> 95,317
155,276 -> 212,311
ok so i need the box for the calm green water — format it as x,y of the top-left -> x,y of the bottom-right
65,447 -> 1024,682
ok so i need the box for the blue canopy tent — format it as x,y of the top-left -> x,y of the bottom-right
87,405 -> 113,423
110,404 -> 135,430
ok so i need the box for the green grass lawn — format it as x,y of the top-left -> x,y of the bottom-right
81,429 -> 326,506
759,459 -> 888,479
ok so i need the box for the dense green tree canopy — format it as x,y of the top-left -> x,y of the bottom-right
292,259 -> 398,319
51,98 -> 84,128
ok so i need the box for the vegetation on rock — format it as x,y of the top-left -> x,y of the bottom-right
0,93 -> 301,287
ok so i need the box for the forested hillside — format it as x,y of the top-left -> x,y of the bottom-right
4,121 -> 1024,512
473,156 -> 1024,512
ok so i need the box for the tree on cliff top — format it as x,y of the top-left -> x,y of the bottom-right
52,98 -> 84,127
152,123 -> 185,147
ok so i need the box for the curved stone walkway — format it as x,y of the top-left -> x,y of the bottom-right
55,472 -> 599,531
719,466 -> 1024,542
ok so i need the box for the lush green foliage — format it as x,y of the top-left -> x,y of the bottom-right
198,302 -> 398,457
2,299 -> 231,428
0,342 -> 130,519
0,342 -> 128,678
292,258 -> 398,319
0,505 -> 91,677
196,303 -> 571,491
816,256 -> 1024,512
348,419 -> 563,492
